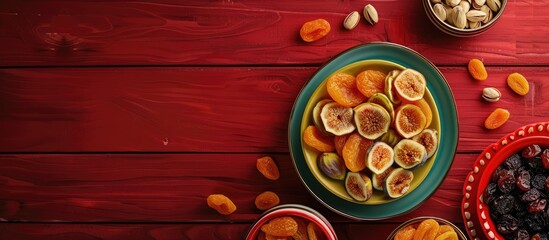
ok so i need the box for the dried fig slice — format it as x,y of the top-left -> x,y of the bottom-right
320,102 -> 355,136
372,166 -> 395,191
366,142 -> 394,174
394,139 -> 427,169
384,167 -> 414,198
354,102 -> 391,140
395,104 -> 427,139
345,172 -> 373,201
385,70 -> 402,105
312,99 -> 333,133
412,129 -> 439,158
368,93 -> 395,122
394,68 -> 426,102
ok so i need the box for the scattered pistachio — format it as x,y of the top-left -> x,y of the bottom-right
466,10 -> 487,22
363,4 -> 379,25
433,4 -> 447,21
482,87 -> 501,102
343,11 -> 360,30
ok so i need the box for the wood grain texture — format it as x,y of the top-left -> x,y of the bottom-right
0,153 -> 476,223
0,0 -> 547,66
0,223 -> 430,240
1,66 -> 547,152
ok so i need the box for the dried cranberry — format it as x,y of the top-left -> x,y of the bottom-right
517,170 -> 532,191
493,194 -> 516,216
515,229 -> 530,240
497,214 -> 519,235
493,166 -> 507,182
506,154 -> 524,170
528,199 -> 547,214
542,149 -> 549,170
522,188 -> 541,202
526,157 -> 544,174
485,182 -> 498,204
532,175 -> 547,190
525,214 -> 545,232
523,144 -> 542,158
531,233 -> 549,240
499,170 -> 517,193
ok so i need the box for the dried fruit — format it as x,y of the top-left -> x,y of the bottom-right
385,168 -> 414,198
507,72 -> 529,96
385,70 -> 402,104
412,129 -> 439,158
468,58 -> 488,81
261,217 -> 298,237
379,128 -> 403,148
413,219 -> 440,240
257,156 -> 281,181
207,194 -> 237,215
255,191 -> 280,211
345,172 -> 373,201
394,225 -> 417,240
436,225 -> 455,236
366,142 -> 395,174
326,73 -> 366,107
307,222 -> 327,240
368,93 -> 395,122
395,104 -> 427,139
312,99 -> 333,133
300,19 -> 331,42
292,218 -> 309,240
394,69 -> 426,102
354,102 -> 391,140
411,98 -> 433,128
394,139 -> 428,169
320,102 -> 355,136
334,134 -> 350,156
303,125 -> 335,152
434,231 -> 458,240
484,108 -> 510,129
264,234 -> 291,240
372,166 -> 395,191
342,132 -> 373,172
522,144 -> 542,158
317,152 -> 346,180
356,70 -> 387,98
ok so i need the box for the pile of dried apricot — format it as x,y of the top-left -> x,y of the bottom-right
393,218 -> 460,240
257,216 -> 326,240
303,67 -> 439,202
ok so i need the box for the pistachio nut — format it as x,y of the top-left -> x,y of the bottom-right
431,0 -> 442,3
469,20 -> 482,29
486,0 -> 501,12
446,0 -> 461,7
459,0 -> 471,12
480,5 -> 494,23
433,4 -> 447,21
343,11 -> 360,30
453,6 -> 467,29
482,87 -> 501,102
466,10 -> 487,22
472,0 -> 486,9
363,4 -> 379,25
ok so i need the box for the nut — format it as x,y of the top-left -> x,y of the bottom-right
363,4 -> 379,25
343,11 -> 360,30
482,87 -> 501,102
459,0 -> 471,12
453,6 -> 467,29
480,5 -> 493,23
466,10 -> 487,22
469,20 -> 482,29
446,0 -> 461,7
486,0 -> 501,12
472,0 -> 485,9
433,4 -> 447,21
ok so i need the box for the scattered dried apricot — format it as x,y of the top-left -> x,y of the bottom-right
468,58 -> 488,81
300,19 -> 331,42
257,156 -> 280,180
261,217 -> 298,237
255,191 -> 280,210
303,125 -> 335,152
326,73 -> 367,107
484,108 -> 510,130
412,219 -> 440,240
334,134 -> 350,157
206,194 -> 237,215
342,132 -> 373,172
356,70 -> 387,98
307,222 -> 327,240
507,72 -> 529,96
394,225 -> 417,240
411,98 -> 433,128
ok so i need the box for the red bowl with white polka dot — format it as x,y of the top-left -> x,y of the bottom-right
461,122 -> 549,240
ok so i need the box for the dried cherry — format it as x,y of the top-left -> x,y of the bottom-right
522,144 -> 542,159
496,214 -> 519,235
505,154 -> 523,170
532,174 -> 546,190
498,170 -> 516,193
515,229 -> 530,240
542,149 -> 549,170
521,188 -> 541,202
527,199 -> 547,214
484,182 -> 498,204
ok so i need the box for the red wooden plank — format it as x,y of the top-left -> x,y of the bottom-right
0,153 -> 476,223
0,223 -> 424,240
0,1 -> 547,66
1,67 -> 547,152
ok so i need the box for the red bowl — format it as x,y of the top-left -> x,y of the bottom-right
461,122 -> 549,240
245,204 -> 337,240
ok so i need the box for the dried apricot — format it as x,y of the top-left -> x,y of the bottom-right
255,191 -> 280,210
300,19 -> 331,42
342,132 -> 373,172
356,70 -> 387,98
484,108 -> 510,130
334,134 -> 350,157
411,98 -> 433,128
436,225 -> 454,237
265,234 -> 291,240
507,72 -> 529,95
292,217 -> 309,240
468,58 -> 488,81
303,125 -> 335,152
412,219 -> 440,240
434,231 -> 458,240
394,225 -> 417,240
257,156 -> 280,180
261,217 -> 298,237
307,222 -> 327,240
206,194 -> 237,215
326,73 -> 367,107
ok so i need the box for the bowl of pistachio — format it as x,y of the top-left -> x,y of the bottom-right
423,0 -> 507,37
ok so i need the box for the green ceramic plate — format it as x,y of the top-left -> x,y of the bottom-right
289,42 -> 459,220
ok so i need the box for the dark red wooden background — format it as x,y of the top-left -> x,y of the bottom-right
1,1 -> 548,239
